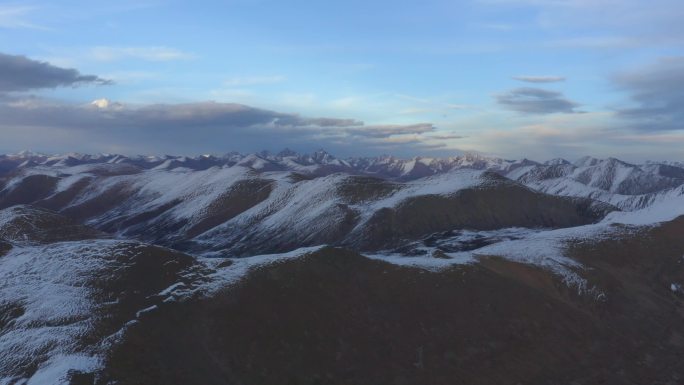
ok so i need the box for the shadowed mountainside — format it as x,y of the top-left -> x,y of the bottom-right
100,218 -> 684,385
0,204 -> 683,384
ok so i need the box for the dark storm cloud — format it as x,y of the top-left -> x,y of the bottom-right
512,75 -> 566,83
495,87 -> 580,114
0,52 -> 111,92
613,57 -> 684,131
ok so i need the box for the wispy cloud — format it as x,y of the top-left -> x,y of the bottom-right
513,75 -> 566,83
102,71 -> 159,84
224,75 -> 286,87
87,46 -> 195,62
478,0 -> 684,51
495,87 -> 580,114
462,109 -> 684,161
613,56 -> 684,131
546,36 -> 647,49
345,123 -> 435,138
428,133 -> 466,140
0,5 -> 47,30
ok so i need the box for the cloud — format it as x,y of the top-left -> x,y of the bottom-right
224,75 -> 286,87
0,98 -> 445,156
468,110 -> 684,162
613,56 -> 684,131
345,123 -> 435,138
546,36 -> 647,50
87,46 -> 194,62
513,75 -> 566,83
273,115 -> 363,128
495,87 -> 580,114
0,53 -> 110,92
428,133 -> 466,140
478,0 -> 684,51
0,5 -> 46,30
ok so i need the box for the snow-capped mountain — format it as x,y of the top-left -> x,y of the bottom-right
3,148 -> 683,213
0,155 -> 612,256
508,156 -> 684,210
1,192 -> 684,384
1,149 -> 528,179
2,150 -> 684,384
4,149 -> 681,186
2,149 -> 684,256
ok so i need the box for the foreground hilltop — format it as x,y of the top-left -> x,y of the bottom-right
0,204 -> 683,384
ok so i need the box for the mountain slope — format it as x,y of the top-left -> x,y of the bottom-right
0,195 -> 683,384
0,163 -> 614,256
100,217 -> 684,385
509,157 -> 684,210
0,206 -> 207,384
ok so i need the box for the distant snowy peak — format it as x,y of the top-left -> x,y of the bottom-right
1,150 -> 682,188
513,156 -> 684,196
544,158 -> 571,166
90,98 -> 123,110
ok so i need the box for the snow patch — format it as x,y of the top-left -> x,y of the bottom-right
26,354 -> 100,385
0,240 -> 133,382
184,246 -> 326,298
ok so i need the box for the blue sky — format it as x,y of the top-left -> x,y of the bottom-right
0,0 -> 683,161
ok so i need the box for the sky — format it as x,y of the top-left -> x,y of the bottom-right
0,0 -> 683,161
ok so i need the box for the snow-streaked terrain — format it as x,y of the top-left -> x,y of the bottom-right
0,240 -> 125,383
1,150 -> 684,382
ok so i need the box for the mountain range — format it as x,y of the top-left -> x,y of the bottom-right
1,150 -> 684,384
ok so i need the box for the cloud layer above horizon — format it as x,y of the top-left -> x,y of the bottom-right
1,0 -> 683,161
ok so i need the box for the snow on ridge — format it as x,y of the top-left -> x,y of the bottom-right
137,165 -> 254,222
21,354 -> 101,385
0,239 -> 129,383
365,252 -> 475,269
193,169 -> 492,245
167,246 -> 327,300
2,150 -> 682,179
362,183 -> 684,291
363,222 -> 623,295
372,168 -> 490,208
603,185 -> 684,225
0,205 -> 68,244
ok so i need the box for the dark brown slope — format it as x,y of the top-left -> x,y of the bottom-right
0,205 -> 104,243
100,218 -> 684,385
196,174 -> 615,256
0,174 -> 59,209
352,181 -> 612,250
0,241 -> 203,384
0,205 -> 207,383
0,169 -> 615,256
